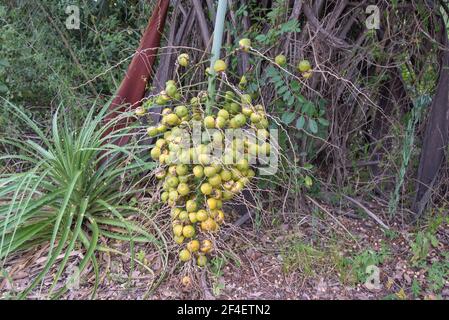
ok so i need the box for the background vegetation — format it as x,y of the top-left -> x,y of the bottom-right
0,0 -> 448,300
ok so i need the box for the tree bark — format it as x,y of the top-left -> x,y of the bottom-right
412,24 -> 449,217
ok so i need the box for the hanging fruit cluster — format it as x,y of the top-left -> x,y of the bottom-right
136,38 -> 311,268
137,54 -> 274,268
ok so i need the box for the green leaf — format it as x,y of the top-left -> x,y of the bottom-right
430,234 -> 439,247
308,119 -> 318,134
0,59 -> 10,68
318,118 -> 330,127
281,112 -> 296,125
296,95 -> 306,104
0,101 -> 168,299
272,75 -> 282,83
255,34 -> 267,42
277,85 -> 288,95
0,83 -> 8,93
279,20 -> 301,34
296,116 -> 305,129
266,66 -> 278,78
303,163 -> 314,170
282,91 -> 291,102
304,176 -> 313,187
287,95 -> 295,106
290,81 -> 301,92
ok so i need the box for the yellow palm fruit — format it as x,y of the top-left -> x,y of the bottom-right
175,105 -> 188,118
196,209 -> 208,222
200,183 -> 213,195
186,199 -> 198,212
174,235 -> 185,244
176,164 -> 189,176
238,38 -> 251,52
222,190 -> 233,200
204,116 -> 215,129
201,218 -> 217,232
182,225 -> 195,238
231,181 -> 244,193
213,59 -> 227,73
168,165 -> 177,176
217,109 -> 229,120
211,189 -> 222,200
198,153 -> 211,165
135,107 -> 145,116
150,147 -> 161,160
155,138 -> 166,149
166,176 -> 179,188
179,249 -> 191,262
220,170 -> 232,182
197,255 -> 208,267
165,83 -> 178,98
187,240 -> 200,252
161,191 -> 169,202
236,158 -> 249,171
188,212 -> 198,223
242,105 -> 253,117
193,165 -> 204,178
178,210 -> 189,222
223,181 -> 234,190
215,210 -> 225,224
207,198 -> 217,210
157,124 -> 167,133
168,190 -> 179,202
275,54 -> 287,66
209,209 -> 218,218
204,166 -> 217,178
181,275 -> 191,286
215,116 -> 227,129
177,183 -> 190,196
165,113 -> 180,126
200,240 -> 213,253
177,53 -> 189,67
173,224 -> 183,237
302,71 -> 313,79
171,207 -> 182,219
208,174 -> 222,188
250,112 -> 262,123
298,59 -> 312,72
147,126 -> 158,137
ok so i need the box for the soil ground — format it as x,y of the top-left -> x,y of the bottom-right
1,200 -> 448,300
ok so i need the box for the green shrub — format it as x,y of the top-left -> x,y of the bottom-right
0,1 -> 153,106
0,99 -> 163,299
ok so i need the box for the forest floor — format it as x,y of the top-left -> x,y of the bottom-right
1,199 -> 448,300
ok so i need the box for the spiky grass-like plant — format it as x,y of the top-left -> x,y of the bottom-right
0,100 -> 165,299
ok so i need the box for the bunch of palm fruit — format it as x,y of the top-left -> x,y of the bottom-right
137,54 -> 272,266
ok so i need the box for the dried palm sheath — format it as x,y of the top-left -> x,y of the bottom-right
102,0 -> 170,147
